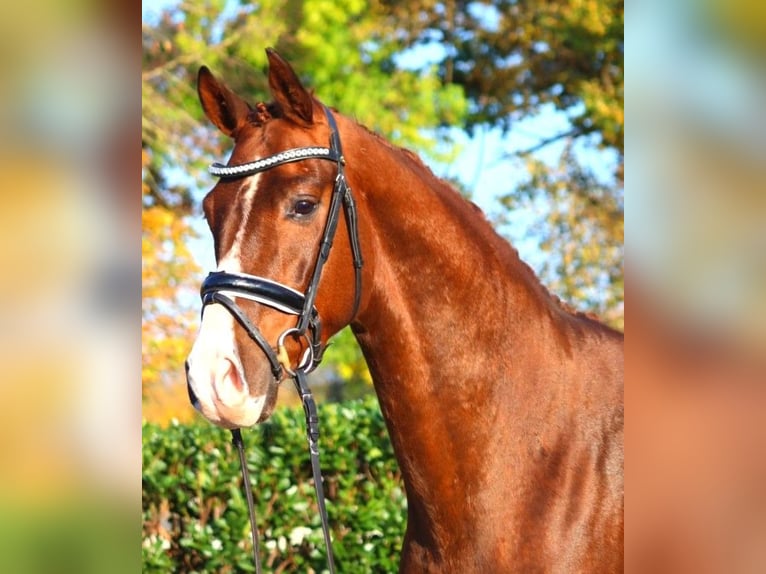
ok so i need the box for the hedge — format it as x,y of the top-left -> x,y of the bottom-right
142,396 -> 406,573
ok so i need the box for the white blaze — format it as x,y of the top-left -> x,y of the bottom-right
186,175 -> 269,427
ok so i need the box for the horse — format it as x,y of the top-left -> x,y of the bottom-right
185,48 -> 624,573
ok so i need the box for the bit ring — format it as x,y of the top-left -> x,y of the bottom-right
276,328 -> 314,376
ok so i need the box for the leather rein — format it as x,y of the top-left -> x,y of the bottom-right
200,106 -> 362,573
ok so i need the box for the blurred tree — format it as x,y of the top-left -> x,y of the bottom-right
141,149 -> 199,422
501,145 -> 623,328
376,0 -> 623,156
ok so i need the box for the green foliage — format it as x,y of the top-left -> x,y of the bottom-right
318,327 -> 372,402
294,0 -> 469,162
142,397 -> 406,572
378,0 -> 624,156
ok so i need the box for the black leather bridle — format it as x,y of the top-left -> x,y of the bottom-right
199,106 -> 362,573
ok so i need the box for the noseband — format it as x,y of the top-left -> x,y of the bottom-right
200,106 -> 363,573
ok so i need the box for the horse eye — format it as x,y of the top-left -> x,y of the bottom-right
292,199 -> 317,216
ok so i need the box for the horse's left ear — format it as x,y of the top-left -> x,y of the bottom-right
198,66 -> 251,138
265,48 -> 315,125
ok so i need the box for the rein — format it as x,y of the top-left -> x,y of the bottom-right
199,106 -> 362,573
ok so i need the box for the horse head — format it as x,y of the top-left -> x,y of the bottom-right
186,49 -> 364,429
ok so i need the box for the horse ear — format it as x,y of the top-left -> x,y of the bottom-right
265,48 -> 315,125
197,66 -> 251,137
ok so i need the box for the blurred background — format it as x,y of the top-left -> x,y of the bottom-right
0,1 -> 136,572
629,0 -> 766,571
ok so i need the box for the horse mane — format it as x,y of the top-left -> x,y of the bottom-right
248,101 -> 280,125
351,120 -> 609,326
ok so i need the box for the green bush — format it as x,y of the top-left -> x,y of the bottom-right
143,396 -> 406,572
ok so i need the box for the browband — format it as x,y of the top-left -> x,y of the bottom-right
210,146 -> 338,179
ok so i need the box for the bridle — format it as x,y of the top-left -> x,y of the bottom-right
203,106 -> 363,379
199,106 -> 362,573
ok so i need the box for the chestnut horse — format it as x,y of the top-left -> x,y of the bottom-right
186,49 -> 624,572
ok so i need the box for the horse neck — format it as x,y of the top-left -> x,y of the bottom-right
345,125 -> 570,531
347,126 -> 561,384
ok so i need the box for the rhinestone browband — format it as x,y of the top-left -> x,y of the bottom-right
209,146 -> 334,178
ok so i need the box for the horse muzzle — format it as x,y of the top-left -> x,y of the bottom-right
185,303 -> 276,428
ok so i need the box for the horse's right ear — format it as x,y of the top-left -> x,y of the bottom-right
197,66 -> 251,138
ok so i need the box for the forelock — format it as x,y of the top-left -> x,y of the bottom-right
248,101 -> 282,126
